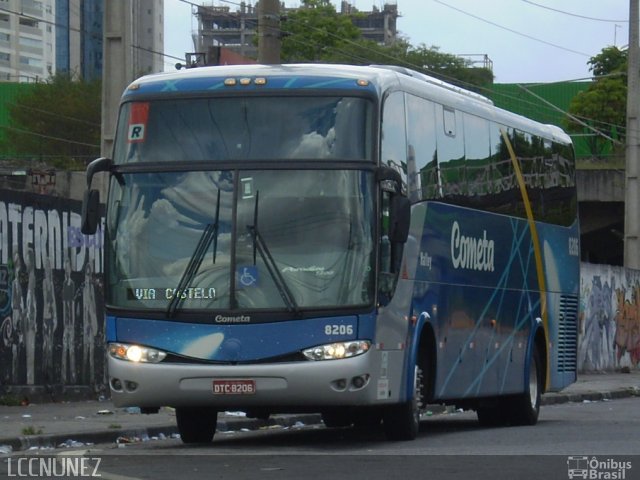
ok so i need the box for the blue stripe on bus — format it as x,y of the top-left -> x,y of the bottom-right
107,313 -> 375,362
123,76 -> 377,98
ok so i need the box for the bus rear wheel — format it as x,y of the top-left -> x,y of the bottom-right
476,347 -> 542,427
508,347 -> 542,425
383,365 -> 423,441
176,407 -> 218,443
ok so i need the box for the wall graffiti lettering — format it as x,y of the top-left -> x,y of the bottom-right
579,263 -> 640,372
0,190 -> 105,388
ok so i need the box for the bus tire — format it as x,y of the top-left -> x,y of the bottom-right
352,408 -> 383,430
176,407 -> 218,443
476,403 -> 507,427
321,411 -> 353,428
383,365 -> 423,441
509,347 -> 542,426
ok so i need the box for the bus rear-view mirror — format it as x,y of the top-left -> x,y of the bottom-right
389,195 -> 410,244
81,189 -> 100,235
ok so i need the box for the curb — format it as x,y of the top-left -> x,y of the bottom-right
0,414 -> 323,453
541,387 -> 640,405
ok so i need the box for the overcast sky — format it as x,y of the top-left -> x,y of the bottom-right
163,0 -> 632,84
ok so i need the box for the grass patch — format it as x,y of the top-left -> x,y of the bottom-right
21,426 -> 43,436
108,424 -> 122,429
0,395 -> 21,406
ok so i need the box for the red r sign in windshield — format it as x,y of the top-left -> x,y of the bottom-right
128,102 -> 149,143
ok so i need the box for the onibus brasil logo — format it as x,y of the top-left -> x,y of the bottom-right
567,456 -> 632,479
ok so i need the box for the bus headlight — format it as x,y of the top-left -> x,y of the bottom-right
302,341 -> 371,361
109,343 -> 167,363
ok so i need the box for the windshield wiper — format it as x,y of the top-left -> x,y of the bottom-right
166,189 -> 220,318
247,191 -> 300,315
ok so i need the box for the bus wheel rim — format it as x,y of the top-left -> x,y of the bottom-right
529,359 -> 538,407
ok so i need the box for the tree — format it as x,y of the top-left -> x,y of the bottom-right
280,0 -> 362,63
588,46 -> 628,78
405,44 -> 494,91
0,73 -> 101,170
280,2 -> 493,90
566,46 -> 627,158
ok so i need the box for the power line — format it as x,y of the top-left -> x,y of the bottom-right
521,0 -> 628,23
4,1 -> 619,147
6,102 -> 101,128
0,6 -> 179,70
282,11 -> 628,140
183,1 -> 625,138
432,0 -> 592,58
0,125 -> 100,149
516,83 -> 623,145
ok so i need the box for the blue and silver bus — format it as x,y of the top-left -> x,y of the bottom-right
81,64 -> 579,442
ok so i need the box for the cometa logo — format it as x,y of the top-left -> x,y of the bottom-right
215,314 -> 251,323
450,221 -> 495,272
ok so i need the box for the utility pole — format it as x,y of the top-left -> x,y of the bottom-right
258,0 -> 281,64
101,2 -> 134,158
625,0 -> 640,268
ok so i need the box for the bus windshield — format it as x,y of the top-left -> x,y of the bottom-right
114,96 -> 373,163
105,169 -> 375,314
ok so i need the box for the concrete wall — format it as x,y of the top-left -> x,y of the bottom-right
576,169 -> 624,203
0,170 -> 108,202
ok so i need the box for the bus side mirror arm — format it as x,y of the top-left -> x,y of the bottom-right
389,195 -> 410,243
81,157 -> 112,235
376,166 -> 410,244
86,157 -> 112,188
81,190 -> 100,235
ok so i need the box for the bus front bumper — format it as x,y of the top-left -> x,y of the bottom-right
107,349 -> 403,409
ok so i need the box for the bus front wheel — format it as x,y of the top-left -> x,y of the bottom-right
383,365 -> 423,441
176,407 -> 218,443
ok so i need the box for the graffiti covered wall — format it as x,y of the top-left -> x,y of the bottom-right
0,189 -> 105,389
579,262 -> 640,372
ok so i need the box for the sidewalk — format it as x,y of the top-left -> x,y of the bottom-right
1,371 -> 638,453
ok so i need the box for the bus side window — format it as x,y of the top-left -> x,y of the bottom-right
436,105 -> 465,201
489,123 -> 517,214
463,113 -> 491,201
381,91 -> 408,187
405,94 -> 437,201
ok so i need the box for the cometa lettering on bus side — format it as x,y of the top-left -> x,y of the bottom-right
450,221 -> 495,272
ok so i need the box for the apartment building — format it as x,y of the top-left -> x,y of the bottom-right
0,0 -> 163,82
194,1 -> 399,60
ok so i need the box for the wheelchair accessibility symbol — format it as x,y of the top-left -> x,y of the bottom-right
237,266 -> 258,288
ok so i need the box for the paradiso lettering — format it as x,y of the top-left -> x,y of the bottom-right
450,220 -> 495,272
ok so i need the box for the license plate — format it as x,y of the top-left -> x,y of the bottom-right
212,379 -> 256,395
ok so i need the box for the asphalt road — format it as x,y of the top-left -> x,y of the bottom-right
2,396 -> 639,480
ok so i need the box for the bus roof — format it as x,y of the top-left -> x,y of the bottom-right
125,63 -> 571,145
